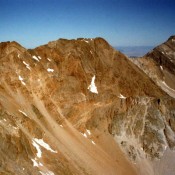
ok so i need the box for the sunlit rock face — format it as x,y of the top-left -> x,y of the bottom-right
146,35 -> 175,75
0,37 -> 175,175
129,36 -> 175,175
131,36 -> 175,99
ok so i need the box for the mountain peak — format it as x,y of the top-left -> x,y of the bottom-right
167,35 -> 175,41
0,37 -> 175,175
0,41 -> 26,58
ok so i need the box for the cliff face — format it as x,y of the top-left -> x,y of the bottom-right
131,36 -> 175,99
146,35 -> 175,75
0,38 -> 175,175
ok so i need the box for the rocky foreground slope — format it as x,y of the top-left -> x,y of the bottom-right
0,38 -> 175,175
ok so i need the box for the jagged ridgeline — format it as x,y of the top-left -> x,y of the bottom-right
0,37 -> 175,175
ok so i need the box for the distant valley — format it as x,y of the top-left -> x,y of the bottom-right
116,46 -> 154,57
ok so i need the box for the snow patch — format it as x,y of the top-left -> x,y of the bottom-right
91,140 -> 96,145
88,75 -> 98,94
47,68 -> 54,72
32,55 -> 40,62
31,159 -> 39,167
39,162 -> 43,166
19,75 -> 23,81
38,56 -> 42,60
86,130 -> 91,135
32,140 -> 42,158
21,81 -> 26,86
34,138 -> 57,153
18,75 -> 26,85
83,133 -> 87,138
160,66 -> 163,70
118,94 -> 126,99
31,159 -> 43,167
47,58 -> 51,62
60,125 -> 63,128
23,61 -> 31,70
18,110 -> 28,117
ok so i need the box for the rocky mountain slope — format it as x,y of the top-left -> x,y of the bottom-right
131,36 -> 175,99
0,38 -> 175,175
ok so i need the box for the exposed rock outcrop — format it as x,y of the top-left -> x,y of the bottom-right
131,36 -> 175,99
146,35 -> 175,75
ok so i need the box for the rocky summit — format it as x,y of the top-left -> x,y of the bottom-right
0,37 -> 175,175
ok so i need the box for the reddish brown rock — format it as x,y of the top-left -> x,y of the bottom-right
0,38 -> 175,175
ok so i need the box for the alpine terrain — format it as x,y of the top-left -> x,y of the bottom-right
0,37 -> 175,175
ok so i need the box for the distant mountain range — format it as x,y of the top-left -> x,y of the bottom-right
116,46 -> 154,57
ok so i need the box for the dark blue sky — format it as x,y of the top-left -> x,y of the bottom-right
0,0 -> 175,48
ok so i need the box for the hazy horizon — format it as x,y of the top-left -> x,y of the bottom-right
116,46 -> 154,57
